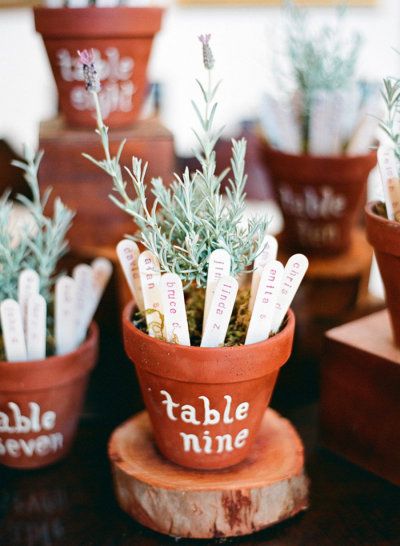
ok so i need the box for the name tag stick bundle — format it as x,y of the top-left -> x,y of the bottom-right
81,32 -> 310,537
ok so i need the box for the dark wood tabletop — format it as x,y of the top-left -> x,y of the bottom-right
1,327 -> 399,546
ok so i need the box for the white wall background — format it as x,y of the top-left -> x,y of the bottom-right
0,1 -> 400,157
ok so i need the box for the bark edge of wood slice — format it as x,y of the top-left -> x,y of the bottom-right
108,408 -> 309,539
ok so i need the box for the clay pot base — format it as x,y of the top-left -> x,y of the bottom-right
108,409 -> 309,539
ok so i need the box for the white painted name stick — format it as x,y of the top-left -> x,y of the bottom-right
270,254 -> 308,335
55,276 -> 77,356
116,239 -> 145,311
203,249 -> 231,329
26,294 -> 47,361
18,269 -> 40,335
138,251 -> 164,338
249,235 -> 278,312
201,276 -> 238,348
0,299 -> 27,362
160,273 -> 190,346
73,264 -> 95,345
245,260 -> 284,345
377,145 -> 400,221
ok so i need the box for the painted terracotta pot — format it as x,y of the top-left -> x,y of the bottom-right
365,201 -> 400,347
0,323 -> 98,469
260,142 -> 376,255
34,7 -> 164,128
123,302 -> 295,470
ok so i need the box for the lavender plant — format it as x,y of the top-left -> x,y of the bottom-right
0,148 -> 74,303
380,76 -> 400,166
80,38 -> 267,287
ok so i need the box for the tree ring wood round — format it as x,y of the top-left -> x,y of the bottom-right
108,408 -> 309,539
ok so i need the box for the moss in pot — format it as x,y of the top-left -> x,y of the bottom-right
81,36 -> 307,470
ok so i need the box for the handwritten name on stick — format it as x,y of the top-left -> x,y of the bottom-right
201,276 -> 238,348
271,254 -> 309,334
245,260 -> 284,345
138,251 -> 164,338
55,276 -> 77,356
116,239 -> 144,311
249,234 -> 278,312
160,273 -> 190,346
18,269 -> 39,335
0,299 -> 27,362
26,294 -> 47,361
203,249 -> 231,328
377,145 -> 400,221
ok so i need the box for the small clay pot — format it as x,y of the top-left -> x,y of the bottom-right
260,142 -> 376,255
365,201 -> 400,347
122,302 -> 295,470
34,7 -> 164,128
0,324 -> 98,469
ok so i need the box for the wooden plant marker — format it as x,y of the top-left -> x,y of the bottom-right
160,273 -> 190,346
109,408 -> 309,539
138,251 -> 164,338
201,275 -> 238,348
18,269 -> 40,335
0,299 -> 27,362
271,254 -> 309,335
249,234 -> 278,312
245,260 -> 284,345
73,264 -> 95,345
116,239 -> 145,311
377,145 -> 400,220
55,276 -> 77,356
26,294 -> 47,361
203,249 -> 231,329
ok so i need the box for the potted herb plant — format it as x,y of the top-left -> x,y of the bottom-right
259,4 -> 378,255
0,150 -> 111,469
365,75 -> 400,347
34,1 -> 164,128
80,37 -> 308,470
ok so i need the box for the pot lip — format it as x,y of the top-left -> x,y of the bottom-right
0,322 -> 98,369
122,300 -> 294,354
365,200 -> 400,229
34,6 -> 164,14
259,138 -> 377,164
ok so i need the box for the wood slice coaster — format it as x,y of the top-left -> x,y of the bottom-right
108,408 -> 309,539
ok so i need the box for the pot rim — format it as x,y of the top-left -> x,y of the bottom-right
259,137 -> 376,164
365,200 -> 400,228
34,6 -> 164,38
0,322 -> 98,368
122,300 -> 294,354
365,200 -> 400,257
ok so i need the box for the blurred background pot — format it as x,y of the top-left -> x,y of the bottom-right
34,7 -> 164,128
122,302 -> 295,470
260,143 -> 376,255
0,323 -> 98,469
365,201 -> 400,347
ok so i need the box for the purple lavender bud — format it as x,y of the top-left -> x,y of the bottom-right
198,34 -> 215,70
77,49 -> 101,93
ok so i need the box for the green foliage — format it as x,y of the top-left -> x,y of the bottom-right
284,1 -> 361,144
0,148 -> 74,304
380,76 -> 400,165
84,40 -> 268,288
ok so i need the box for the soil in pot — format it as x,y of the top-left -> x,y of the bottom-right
34,7 -> 164,128
365,201 -> 400,347
122,302 -> 295,470
260,142 -> 376,255
0,323 -> 98,469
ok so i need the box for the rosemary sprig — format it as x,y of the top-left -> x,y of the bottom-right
80,37 -> 267,287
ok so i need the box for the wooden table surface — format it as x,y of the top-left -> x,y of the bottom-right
1,328 -> 399,546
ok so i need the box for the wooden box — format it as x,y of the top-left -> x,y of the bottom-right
38,117 -> 175,250
320,310 -> 400,486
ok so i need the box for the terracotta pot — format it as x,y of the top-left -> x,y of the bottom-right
365,201 -> 400,347
122,302 -> 295,470
260,141 -> 376,255
0,323 -> 98,469
34,7 -> 164,128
